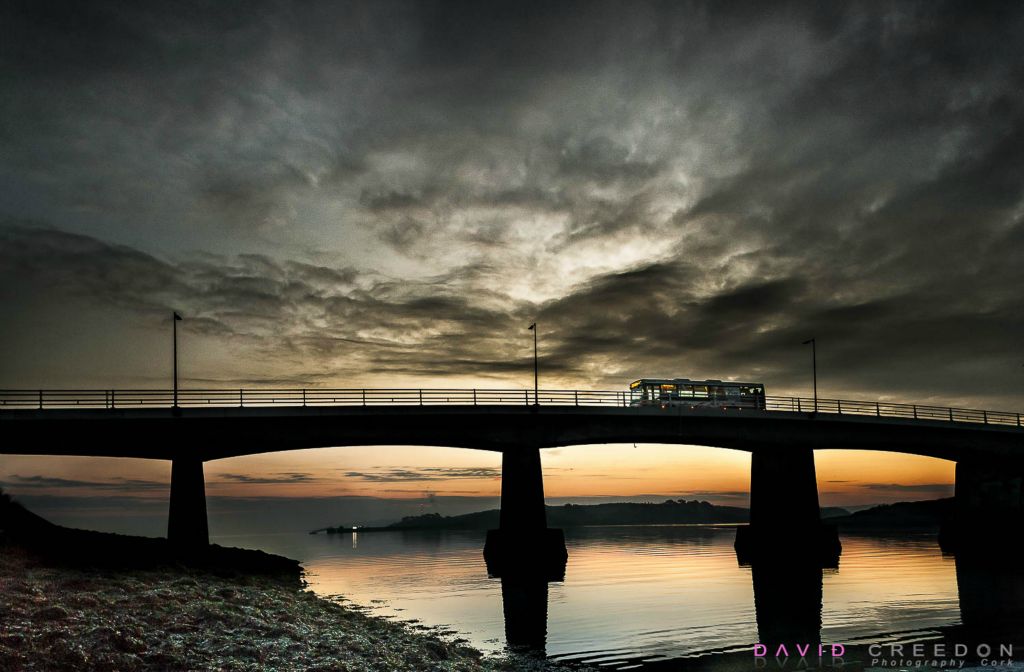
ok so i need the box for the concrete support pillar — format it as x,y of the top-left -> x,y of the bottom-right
498,447 -> 548,532
939,461 -> 1024,553
735,448 -> 840,565
167,458 -> 209,549
749,449 -> 821,530
484,447 -> 567,578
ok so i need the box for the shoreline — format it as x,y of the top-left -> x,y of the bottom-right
0,492 -> 587,671
0,542 -> 585,671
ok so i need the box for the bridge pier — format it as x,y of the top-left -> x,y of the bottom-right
939,461 -> 1024,553
484,447 -> 567,578
167,457 -> 209,550
735,448 -> 840,566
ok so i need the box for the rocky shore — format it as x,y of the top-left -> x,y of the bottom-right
0,491 -> 583,671
0,545 -> 588,672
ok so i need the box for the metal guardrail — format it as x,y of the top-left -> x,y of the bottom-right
0,388 -> 1020,428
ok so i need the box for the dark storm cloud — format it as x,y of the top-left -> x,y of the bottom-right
0,225 -> 190,315
0,223 -> 543,383
2,0 -> 1024,410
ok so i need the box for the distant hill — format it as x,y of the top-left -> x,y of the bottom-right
828,497 -> 954,528
392,500 -> 752,530
314,499 -> 854,533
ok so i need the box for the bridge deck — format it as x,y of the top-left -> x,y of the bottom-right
1,388 -> 1021,428
1,390 -> 1022,463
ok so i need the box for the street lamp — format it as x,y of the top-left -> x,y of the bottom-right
802,337 -> 817,412
528,322 -> 538,405
173,311 -> 183,408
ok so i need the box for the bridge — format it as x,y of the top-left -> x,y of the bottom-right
2,388 -> 1022,566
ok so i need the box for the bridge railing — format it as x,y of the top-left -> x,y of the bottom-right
0,388 -> 631,409
762,396 -> 1020,427
0,388 -> 1019,428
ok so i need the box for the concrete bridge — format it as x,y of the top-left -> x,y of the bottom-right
1,388 -> 1022,564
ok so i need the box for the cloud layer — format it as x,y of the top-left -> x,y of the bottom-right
2,1 -> 1024,409
342,467 -> 502,483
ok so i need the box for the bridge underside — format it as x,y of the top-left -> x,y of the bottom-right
3,405 -> 1023,559
157,446 -> 1022,561
2,405 -> 1020,461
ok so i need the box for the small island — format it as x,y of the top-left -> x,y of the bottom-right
310,498 -> 955,536
311,499 -> 857,534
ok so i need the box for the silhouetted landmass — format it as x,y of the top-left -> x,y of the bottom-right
0,486 -> 299,579
829,497 -> 954,528
313,500 -> 854,533
820,506 -> 856,518
389,509 -> 496,530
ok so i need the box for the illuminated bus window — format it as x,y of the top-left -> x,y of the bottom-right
627,378 -> 767,410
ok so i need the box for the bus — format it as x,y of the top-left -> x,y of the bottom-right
629,378 -> 766,410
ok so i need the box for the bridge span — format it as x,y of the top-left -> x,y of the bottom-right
1,388 -> 1022,565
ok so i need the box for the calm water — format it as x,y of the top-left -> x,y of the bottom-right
212,526 -> 1024,669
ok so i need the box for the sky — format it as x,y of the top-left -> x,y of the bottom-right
2,0 -> 1021,534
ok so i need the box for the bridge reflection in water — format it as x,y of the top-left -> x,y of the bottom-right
492,536 -> 832,664
512,550 -> 1024,670
500,576 -> 550,654
284,527 -> 1024,669
495,531 -> 828,659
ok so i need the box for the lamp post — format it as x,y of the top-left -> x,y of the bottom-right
528,322 -> 538,405
173,312 -> 183,408
802,337 -> 817,412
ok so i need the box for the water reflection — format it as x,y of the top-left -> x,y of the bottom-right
750,562 -> 823,652
498,545 -> 828,668
953,553 -> 1024,653
214,527 -> 1024,669
500,576 -> 550,655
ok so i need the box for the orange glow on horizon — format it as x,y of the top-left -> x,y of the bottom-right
0,446 -> 954,509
